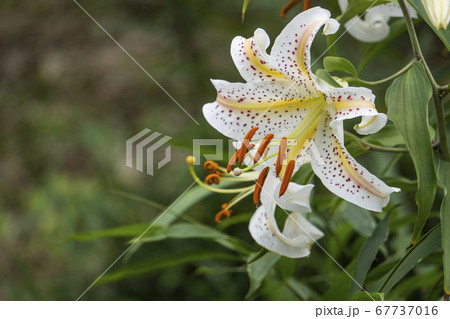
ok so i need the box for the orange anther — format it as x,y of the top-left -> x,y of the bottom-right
280,0 -> 301,18
237,127 -> 258,164
303,0 -> 310,11
253,167 -> 270,206
227,151 -> 238,173
215,204 -> 232,223
279,160 -> 295,196
205,174 -> 221,185
276,137 -> 287,176
204,160 -> 219,173
254,133 -> 274,163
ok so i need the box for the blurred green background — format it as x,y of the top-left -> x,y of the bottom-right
0,0 -> 448,300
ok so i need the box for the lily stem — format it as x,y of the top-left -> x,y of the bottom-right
398,0 -> 450,162
345,131 -> 441,154
343,58 -> 416,87
344,131 -> 408,153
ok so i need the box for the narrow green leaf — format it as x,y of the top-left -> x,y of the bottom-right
380,225 -> 441,294
323,261 -> 356,301
324,56 -> 358,77
286,278 -> 321,301
242,0 -> 251,22
68,224 -> 163,242
385,62 -> 436,243
155,182 -> 238,227
98,250 -> 242,284
246,252 -> 280,298
408,0 -> 450,51
350,213 -> 390,296
138,222 -> 253,255
340,202 -> 376,237
351,291 -> 384,301
438,161 -> 450,294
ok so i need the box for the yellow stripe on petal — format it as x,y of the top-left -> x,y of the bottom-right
334,100 -> 376,111
216,95 -> 322,110
245,38 -> 286,78
336,142 -> 388,198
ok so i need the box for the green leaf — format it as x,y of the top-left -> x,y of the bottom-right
382,177 -> 418,192
98,250 -> 242,284
68,224 -> 163,242
323,260 -> 356,301
155,182 -> 238,227
138,222 -> 253,255
324,56 -> 358,77
351,291 -> 384,301
379,225 -> 442,294
362,125 -> 405,148
385,62 -> 437,243
315,69 -> 342,88
408,0 -> 450,51
242,0 -> 250,22
286,277 -> 321,301
438,161 -> 450,294
340,202 -> 376,237
350,213 -> 390,296
246,252 -> 280,298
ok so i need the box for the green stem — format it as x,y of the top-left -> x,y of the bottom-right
344,58 -> 416,87
344,131 -> 409,153
398,0 -> 450,162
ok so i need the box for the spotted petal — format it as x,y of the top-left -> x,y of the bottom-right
203,79 -> 316,140
311,114 -> 399,212
231,28 -> 285,83
270,7 -> 339,96
326,86 -> 387,135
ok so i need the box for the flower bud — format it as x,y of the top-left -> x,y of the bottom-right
422,0 -> 450,30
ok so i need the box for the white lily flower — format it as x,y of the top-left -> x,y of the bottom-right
203,7 -> 400,212
249,172 -> 323,258
338,0 -> 417,42
422,0 -> 450,30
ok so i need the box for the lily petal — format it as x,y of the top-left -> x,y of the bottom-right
270,7 -> 339,96
276,181 -> 314,213
327,86 -> 387,135
203,79 -> 314,140
311,114 -> 399,212
231,29 -> 285,83
249,206 -> 323,258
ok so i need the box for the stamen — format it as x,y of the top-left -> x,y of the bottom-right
237,127 -> 258,164
254,133 -> 274,163
253,167 -> 270,206
279,160 -> 295,196
303,0 -> 310,11
215,203 -> 232,223
276,137 -> 287,176
227,151 -> 238,173
233,167 -> 243,176
204,160 -> 219,173
205,174 -> 221,185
